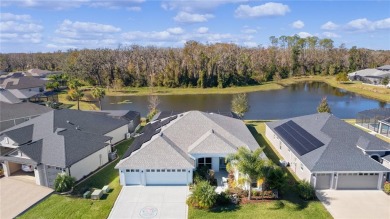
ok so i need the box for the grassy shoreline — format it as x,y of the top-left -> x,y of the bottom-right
58,75 -> 389,110
104,76 -> 390,102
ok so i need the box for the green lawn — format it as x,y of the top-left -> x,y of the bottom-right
19,139 -> 133,219
189,121 -> 332,219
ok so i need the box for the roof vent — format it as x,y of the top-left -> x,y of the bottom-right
75,126 -> 80,130
160,132 -> 164,137
210,129 -> 214,133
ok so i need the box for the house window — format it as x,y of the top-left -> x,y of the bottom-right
157,169 -> 160,172
198,157 -> 212,169
177,169 -> 181,172
162,169 -> 165,172
126,169 -> 130,172
300,163 -> 304,171
151,169 -> 155,172
135,169 -> 139,172
146,169 -> 150,172
167,169 -> 171,172
172,169 -> 176,172
131,169 -> 135,172
182,169 -> 186,172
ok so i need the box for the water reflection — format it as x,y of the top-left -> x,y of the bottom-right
100,82 -> 388,120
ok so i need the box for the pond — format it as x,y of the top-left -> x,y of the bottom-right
100,82 -> 389,120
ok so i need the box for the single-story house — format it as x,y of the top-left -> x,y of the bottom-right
348,65 -> 390,86
266,113 -> 390,190
88,110 -> 141,134
0,109 -> 129,188
116,110 -> 260,186
0,101 -> 53,131
0,76 -> 47,100
0,88 -> 22,104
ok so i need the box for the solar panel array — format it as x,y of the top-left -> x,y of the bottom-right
121,115 -> 178,159
274,120 -> 324,156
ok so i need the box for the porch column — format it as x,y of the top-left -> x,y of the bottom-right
212,157 -> 219,172
2,161 -> 10,177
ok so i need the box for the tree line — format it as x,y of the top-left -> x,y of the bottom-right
1,35 -> 390,88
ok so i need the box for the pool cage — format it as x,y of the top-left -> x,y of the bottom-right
356,108 -> 390,137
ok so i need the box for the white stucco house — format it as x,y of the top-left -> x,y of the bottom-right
0,109 -> 129,188
265,113 -> 390,190
116,111 -> 261,186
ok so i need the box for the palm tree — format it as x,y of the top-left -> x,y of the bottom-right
91,87 -> 106,110
67,79 -> 82,90
226,147 -> 268,200
69,88 -> 84,110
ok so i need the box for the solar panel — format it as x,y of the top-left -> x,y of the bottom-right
274,120 -> 324,156
121,114 -> 177,159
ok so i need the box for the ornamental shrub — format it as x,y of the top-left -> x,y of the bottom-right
297,180 -> 315,200
186,180 -> 217,209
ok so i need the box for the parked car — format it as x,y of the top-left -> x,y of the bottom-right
21,164 -> 34,172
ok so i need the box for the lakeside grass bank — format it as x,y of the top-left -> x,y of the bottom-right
58,75 -> 389,110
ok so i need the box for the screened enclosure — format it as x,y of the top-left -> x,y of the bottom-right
356,108 -> 390,137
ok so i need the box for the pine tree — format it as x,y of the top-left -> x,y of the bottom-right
317,97 -> 331,113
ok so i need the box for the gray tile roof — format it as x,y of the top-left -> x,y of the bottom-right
116,111 -> 260,169
267,113 -> 390,172
0,102 -> 52,123
382,154 -> 390,162
0,109 -> 127,168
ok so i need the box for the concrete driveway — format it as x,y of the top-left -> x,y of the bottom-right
0,177 -> 53,219
316,190 -> 390,219
108,186 -> 189,219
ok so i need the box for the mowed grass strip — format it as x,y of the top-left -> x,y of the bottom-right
18,139 -> 133,219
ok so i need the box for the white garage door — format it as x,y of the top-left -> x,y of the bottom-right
124,170 -> 141,185
337,173 -> 379,190
316,173 -> 332,190
146,169 -> 188,185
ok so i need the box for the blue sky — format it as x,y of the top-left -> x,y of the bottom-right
1,0 -> 389,53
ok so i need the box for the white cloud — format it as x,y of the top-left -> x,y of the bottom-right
197,27 -> 209,34
243,41 -> 258,47
241,28 -> 257,34
321,21 -> 338,30
56,20 -> 121,38
2,0 -> 145,10
322,32 -> 340,38
0,13 -> 43,43
235,2 -> 290,18
292,20 -> 304,29
161,0 -> 248,13
174,12 -> 214,23
346,17 -> 390,32
167,27 -> 185,34
0,13 -> 31,21
126,6 -> 141,11
50,19 -> 121,48
297,32 -> 312,38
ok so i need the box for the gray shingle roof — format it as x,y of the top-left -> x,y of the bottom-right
0,102 -> 52,123
0,89 -> 21,104
267,113 -> 390,172
1,76 -> 46,89
116,111 -> 260,169
0,109 -> 127,168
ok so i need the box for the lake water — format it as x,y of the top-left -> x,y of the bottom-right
100,82 -> 389,120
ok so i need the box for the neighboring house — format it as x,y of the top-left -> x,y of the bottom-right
88,110 -> 141,134
348,65 -> 390,86
0,109 -> 129,188
116,111 -> 260,186
25,69 -> 61,78
266,113 -> 390,190
0,101 -> 53,131
356,108 -> 390,138
0,76 -> 47,100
